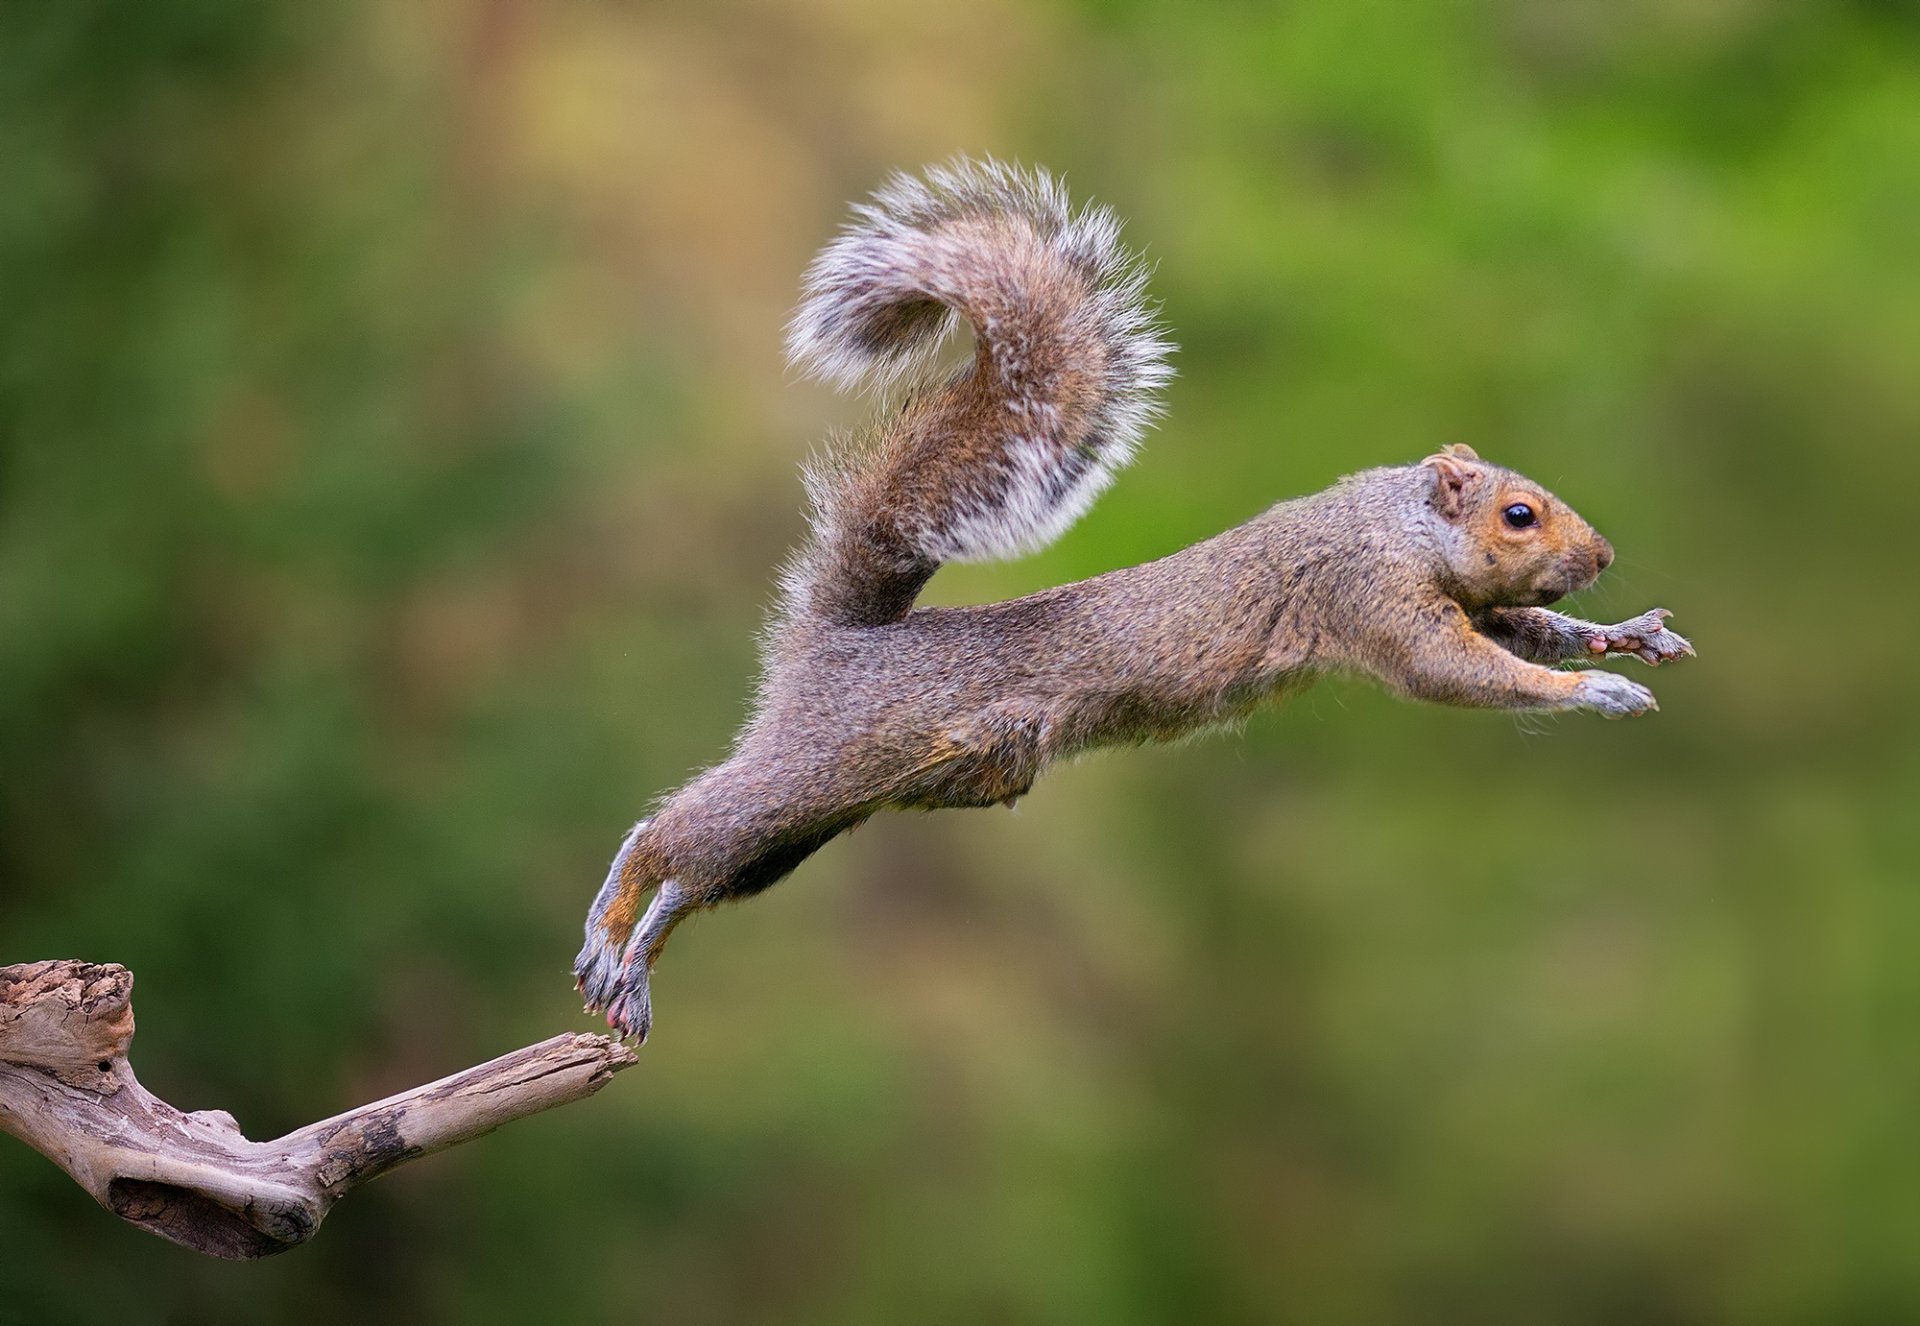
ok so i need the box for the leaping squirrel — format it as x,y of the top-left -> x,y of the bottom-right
575,160 -> 1694,1041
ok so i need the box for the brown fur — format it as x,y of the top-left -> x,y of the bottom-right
573,168 -> 1693,1040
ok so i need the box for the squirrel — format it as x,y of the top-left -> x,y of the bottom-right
574,159 -> 1695,1041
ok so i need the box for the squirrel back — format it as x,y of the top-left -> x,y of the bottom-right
782,160 -> 1174,627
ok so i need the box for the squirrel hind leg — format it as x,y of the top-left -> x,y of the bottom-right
905,708 -> 1047,810
598,880 -> 700,1043
575,819 -> 659,1013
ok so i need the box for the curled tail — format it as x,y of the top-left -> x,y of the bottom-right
782,159 -> 1174,627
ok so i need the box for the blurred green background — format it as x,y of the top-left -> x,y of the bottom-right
3,1 -> 1917,1321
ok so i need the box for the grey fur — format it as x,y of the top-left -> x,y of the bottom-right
574,168 -> 1694,1041
783,159 -> 1173,625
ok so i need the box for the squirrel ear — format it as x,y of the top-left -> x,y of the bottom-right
1422,449 -> 1482,520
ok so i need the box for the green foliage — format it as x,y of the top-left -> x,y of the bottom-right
3,1 -> 1917,1320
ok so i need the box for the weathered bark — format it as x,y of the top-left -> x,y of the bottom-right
0,960 -> 636,1259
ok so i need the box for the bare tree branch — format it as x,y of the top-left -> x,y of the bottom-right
0,960 -> 636,1259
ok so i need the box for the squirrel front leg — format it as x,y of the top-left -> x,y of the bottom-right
1369,602 -> 1658,718
1474,606 -> 1694,668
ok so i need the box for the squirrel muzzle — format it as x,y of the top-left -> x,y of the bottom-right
1535,534 -> 1614,605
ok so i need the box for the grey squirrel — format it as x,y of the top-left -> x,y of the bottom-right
574,159 -> 1694,1041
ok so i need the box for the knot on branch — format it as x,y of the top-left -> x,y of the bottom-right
0,960 -> 134,1090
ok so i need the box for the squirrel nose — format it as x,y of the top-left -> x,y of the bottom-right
1595,539 -> 1614,573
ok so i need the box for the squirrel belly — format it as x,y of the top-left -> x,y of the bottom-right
574,160 -> 1694,1041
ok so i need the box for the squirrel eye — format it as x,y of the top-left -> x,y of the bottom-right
1503,503 -> 1537,529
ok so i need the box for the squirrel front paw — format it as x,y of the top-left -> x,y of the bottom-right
1574,670 -> 1658,718
1587,609 -> 1694,666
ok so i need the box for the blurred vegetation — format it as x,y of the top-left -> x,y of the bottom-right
3,0 -> 1918,1321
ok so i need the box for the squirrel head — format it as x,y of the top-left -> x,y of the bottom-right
1420,444 -> 1614,609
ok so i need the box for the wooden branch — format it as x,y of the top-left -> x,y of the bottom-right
0,960 -> 637,1259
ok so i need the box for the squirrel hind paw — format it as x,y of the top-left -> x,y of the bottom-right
576,889 -> 664,1042
576,818 -> 658,1002
573,925 -> 629,1012
604,978 -> 653,1045
575,927 -> 655,1043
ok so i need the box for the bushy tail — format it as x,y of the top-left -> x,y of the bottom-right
782,159 -> 1174,627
